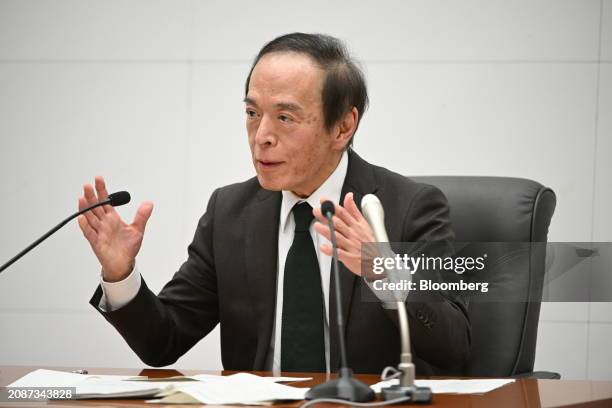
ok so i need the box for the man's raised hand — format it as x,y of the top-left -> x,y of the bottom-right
77,176 -> 153,282
313,192 -> 376,276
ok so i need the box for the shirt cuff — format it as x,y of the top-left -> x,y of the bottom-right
99,264 -> 142,312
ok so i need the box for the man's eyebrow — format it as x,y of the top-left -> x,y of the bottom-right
243,98 -> 303,112
275,102 -> 303,112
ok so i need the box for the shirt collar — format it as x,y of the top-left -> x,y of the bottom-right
280,151 -> 349,232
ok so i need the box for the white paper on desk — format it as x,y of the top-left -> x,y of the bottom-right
7,369 -> 140,388
150,373 -> 308,405
188,374 -> 311,383
127,373 -> 311,384
75,381 -> 171,399
370,378 -> 515,394
8,369 -> 172,399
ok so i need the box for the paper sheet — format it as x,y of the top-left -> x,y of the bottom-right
134,373 -> 311,383
188,374 -> 311,383
7,369 -> 308,403
8,369 -> 139,388
371,378 -> 515,394
150,373 -> 309,405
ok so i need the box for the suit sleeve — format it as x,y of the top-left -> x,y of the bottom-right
89,189 -> 220,367
385,184 -> 471,369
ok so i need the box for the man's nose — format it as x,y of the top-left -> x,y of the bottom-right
254,115 -> 277,146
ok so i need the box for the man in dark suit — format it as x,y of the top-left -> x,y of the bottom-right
78,33 -> 470,375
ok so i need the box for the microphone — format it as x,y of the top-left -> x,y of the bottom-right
304,200 -> 375,402
361,194 -> 432,404
0,191 -> 131,274
107,191 -> 131,207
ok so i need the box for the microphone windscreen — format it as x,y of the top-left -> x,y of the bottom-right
108,191 -> 131,207
321,200 -> 335,217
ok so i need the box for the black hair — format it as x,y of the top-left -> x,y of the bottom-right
245,33 -> 369,147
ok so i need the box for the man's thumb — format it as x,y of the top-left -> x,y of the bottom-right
132,201 -> 154,232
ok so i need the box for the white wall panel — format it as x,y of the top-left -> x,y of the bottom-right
357,63 -> 597,241
186,63 -> 255,230
0,0 -> 193,60
192,0 -> 600,62
0,63 -> 190,309
0,311 -> 144,367
590,303 -> 612,322
602,1 -> 612,61
588,323 -> 612,380
592,65 -> 612,241
540,303 -> 590,322
534,321 -> 588,379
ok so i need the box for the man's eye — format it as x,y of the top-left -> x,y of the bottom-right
246,110 -> 258,118
279,115 -> 292,123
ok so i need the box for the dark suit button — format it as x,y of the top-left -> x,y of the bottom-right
416,310 -> 425,320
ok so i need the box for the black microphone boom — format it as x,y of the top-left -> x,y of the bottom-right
0,191 -> 131,274
304,200 -> 375,402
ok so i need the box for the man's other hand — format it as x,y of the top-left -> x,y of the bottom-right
313,192 -> 376,276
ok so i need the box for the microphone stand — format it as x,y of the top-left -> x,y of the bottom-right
0,191 -> 130,274
305,202 -> 375,402
360,194 -> 432,403
380,299 -> 432,403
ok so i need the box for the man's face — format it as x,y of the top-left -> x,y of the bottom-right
245,52 -> 343,197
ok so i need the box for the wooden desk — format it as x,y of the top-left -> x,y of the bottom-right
1,366 -> 611,408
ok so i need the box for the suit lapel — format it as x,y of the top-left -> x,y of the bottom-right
244,188 -> 282,370
329,150 -> 379,370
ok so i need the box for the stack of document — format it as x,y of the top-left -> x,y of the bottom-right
8,369 -> 165,399
8,369 -> 310,403
9,368 -> 515,403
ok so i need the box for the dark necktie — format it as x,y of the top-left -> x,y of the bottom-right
281,202 -> 326,372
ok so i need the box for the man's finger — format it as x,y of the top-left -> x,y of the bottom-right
320,243 -> 333,257
314,221 -> 331,241
336,248 -> 360,275
314,221 -> 356,253
95,176 -> 111,213
344,192 -> 364,222
83,183 -> 105,219
334,200 -> 359,228
329,214 -> 360,242
78,194 -> 88,211
314,208 -> 359,245
78,214 -> 98,244
313,206 -> 325,222
79,196 -> 101,232
131,201 -> 154,233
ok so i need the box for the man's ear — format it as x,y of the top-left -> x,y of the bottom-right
333,107 -> 359,150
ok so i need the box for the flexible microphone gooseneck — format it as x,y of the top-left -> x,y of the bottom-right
0,191 -> 131,274
304,201 -> 375,402
361,194 -> 432,404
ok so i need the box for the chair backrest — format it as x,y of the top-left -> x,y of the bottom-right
411,176 -> 556,376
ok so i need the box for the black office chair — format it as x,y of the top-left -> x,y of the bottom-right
411,176 -> 559,379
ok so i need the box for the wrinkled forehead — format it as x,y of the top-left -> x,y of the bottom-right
247,52 -> 325,108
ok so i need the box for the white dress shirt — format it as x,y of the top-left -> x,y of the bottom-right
99,151 -> 349,374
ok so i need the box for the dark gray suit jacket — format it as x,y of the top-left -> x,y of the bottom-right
90,151 -> 471,374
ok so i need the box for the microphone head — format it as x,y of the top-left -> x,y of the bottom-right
361,194 -> 390,243
108,191 -> 131,207
321,200 -> 335,217
361,194 -> 383,215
